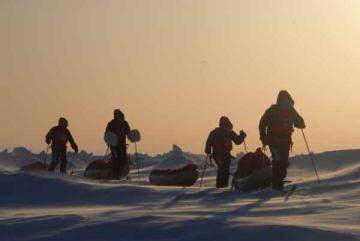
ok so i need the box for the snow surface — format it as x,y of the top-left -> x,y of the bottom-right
0,146 -> 360,241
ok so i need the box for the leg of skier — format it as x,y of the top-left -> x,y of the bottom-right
110,147 -> 120,179
214,154 -> 231,188
270,144 -> 290,191
59,151 -> 68,174
48,152 -> 60,172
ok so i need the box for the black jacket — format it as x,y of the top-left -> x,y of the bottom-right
46,126 -> 78,152
259,105 -> 305,144
205,127 -> 245,155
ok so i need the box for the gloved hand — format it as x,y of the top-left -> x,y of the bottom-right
239,130 -> 247,139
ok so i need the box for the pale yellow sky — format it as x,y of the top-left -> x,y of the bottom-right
1,0 -> 360,155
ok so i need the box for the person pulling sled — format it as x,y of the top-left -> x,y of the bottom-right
259,90 -> 305,191
205,116 -> 247,188
104,109 -> 131,179
46,117 -> 78,174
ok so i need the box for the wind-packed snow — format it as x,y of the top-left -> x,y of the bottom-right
0,146 -> 359,241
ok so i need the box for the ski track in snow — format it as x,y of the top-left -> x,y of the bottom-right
0,148 -> 360,241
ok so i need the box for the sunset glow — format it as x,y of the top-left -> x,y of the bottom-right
1,0 -> 360,155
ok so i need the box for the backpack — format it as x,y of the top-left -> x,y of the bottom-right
267,107 -> 294,137
211,128 -> 233,154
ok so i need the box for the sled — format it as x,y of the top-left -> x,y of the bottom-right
20,161 -> 48,172
149,149 -> 199,187
149,164 -> 199,186
84,159 -> 129,180
232,148 -> 272,192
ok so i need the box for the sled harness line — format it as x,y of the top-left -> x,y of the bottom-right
43,144 -> 50,165
103,146 -> 110,160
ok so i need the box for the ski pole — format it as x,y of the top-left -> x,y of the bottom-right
243,140 -> 248,153
301,129 -> 320,183
199,154 -> 210,187
134,142 -> 140,179
43,145 -> 50,166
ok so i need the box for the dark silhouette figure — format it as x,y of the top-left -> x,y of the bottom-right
205,116 -> 247,188
259,90 -> 305,190
46,117 -> 78,174
105,109 -> 131,179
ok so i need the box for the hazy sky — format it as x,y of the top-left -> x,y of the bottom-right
1,0 -> 360,155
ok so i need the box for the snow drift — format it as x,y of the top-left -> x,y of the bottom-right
1,147 -> 360,241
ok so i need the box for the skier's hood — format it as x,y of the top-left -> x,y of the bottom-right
276,90 -> 294,110
58,117 -> 68,128
114,109 -> 125,122
219,116 -> 233,131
